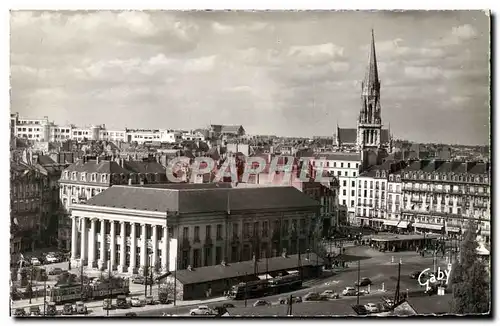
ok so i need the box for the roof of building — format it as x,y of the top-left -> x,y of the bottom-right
221,125 -> 244,134
313,152 -> 361,162
37,155 -> 57,166
65,159 -> 130,174
83,185 -> 320,214
174,253 -> 322,285
337,128 -> 357,144
137,183 -> 233,190
403,160 -> 490,175
122,160 -> 166,174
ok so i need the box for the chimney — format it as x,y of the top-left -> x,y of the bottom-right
281,248 -> 288,258
187,265 -> 193,271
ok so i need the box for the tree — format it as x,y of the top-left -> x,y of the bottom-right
450,220 -> 490,314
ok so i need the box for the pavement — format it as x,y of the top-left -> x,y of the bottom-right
12,247 -> 452,317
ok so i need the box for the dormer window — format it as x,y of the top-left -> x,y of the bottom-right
381,171 -> 386,178
80,172 -> 86,181
389,175 -> 393,182
101,174 -> 107,183
91,173 -> 97,182
64,171 -> 69,179
72,172 -> 77,180
376,171 -> 380,178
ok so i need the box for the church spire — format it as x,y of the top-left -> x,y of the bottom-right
364,29 -> 380,92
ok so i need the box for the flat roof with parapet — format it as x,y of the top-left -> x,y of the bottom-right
370,234 -> 440,242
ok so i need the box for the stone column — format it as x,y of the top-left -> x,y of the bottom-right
110,221 -> 116,271
152,225 -> 158,271
128,223 -> 137,274
139,224 -> 147,275
71,216 -> 78,261
117,222 -> 127,273
88,219 -> 97,268
98,219 -> 107,270
161,226 -> 169,273
80,217 -> 87,265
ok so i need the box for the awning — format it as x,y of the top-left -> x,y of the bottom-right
257,274 -> 273,280
447,227 -> 460,233
397,221 -> 408,228
286,270 -> 299,275
414,223 -> 442,230
384,220 -> 399,226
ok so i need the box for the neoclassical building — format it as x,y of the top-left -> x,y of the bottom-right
69,185 -> 320,274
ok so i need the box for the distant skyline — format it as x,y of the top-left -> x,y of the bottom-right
10,10 -> 490,145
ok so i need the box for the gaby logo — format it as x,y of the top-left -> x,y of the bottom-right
417,265 -> 452,291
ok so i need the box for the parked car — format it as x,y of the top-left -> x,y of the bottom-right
321,290 -> 340,299
303,292 -> 326,301
189,305 -> 216,316
48,268 -> 64,275
145,296 -> 155,305
342,287 -> 357,296
29,306 -> 41,316
253,300 -> 271,307
364,303 -> 379,313
13,308 -> 26,316
132,276 -> 152,285
30,257 -> 41,266
116,295 -> 129,309
45,255 -> 59,264
74,302 -> 88,315
62,303 -> 73,315
279,296 -> 302,304
46,302 -> 57,316
103,299 -> 113,310
354,277 -> 372,287
130,297 -> 145,307
125,312 -> 137,317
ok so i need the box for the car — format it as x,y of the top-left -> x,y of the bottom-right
253,300 -> 271,307
130,297 -> 145,307
303,292 -> 325,301
354,277 -> 372,287
45,255 -> 59,264
342,287 -> 357,296
116,295 -> 129,309
125,312 -> 138,317
62,303 -> 73,315
132,276 -> 150,284
409,271 -> 421,279
29,306 -> 41,316
49,267 -> 64,275
103,299 -> 113,310
74,302 -> 88,315
30,257 -> 41,266
189,305 -> 216,316
321,290 -> 340,299
364,303 -> 379,313
13,308 -> 26,316
145,296 -> 155,305
45,302 -> 58,316
279,296 -> 302,304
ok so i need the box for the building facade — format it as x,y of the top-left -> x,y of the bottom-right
400,160 -> 491,243
69,186 -> 320,274
58,156 -> 168,249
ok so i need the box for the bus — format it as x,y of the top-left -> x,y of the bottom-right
48,277 -> 130,304
268,274 -> 302,295
228,279 -> 271,300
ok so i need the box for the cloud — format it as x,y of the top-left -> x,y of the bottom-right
430,24 -> 479,47
212,22 -> 234,34
452,24 -> 478,40
288,43 -> 344,59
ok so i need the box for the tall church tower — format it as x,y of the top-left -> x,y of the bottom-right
357,30 -> 384,169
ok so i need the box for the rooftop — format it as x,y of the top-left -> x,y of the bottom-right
83,185 -> 320,214
175,253 -> 322,285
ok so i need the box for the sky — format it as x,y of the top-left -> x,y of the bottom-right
10,10 -> 490,145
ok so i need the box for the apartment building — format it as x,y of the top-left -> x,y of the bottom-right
400,160 -> 491,243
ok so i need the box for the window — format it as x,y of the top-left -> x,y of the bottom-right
182,227 -> 189,239
337,171 -> 341,176
343,200 -> 346,205
351,190 -> 355,196
206,225 -> 211,239
254,222 -> 259,237
80,173 -> 86,181
351,200 -> 354,207
353,172 -> 356,177
244,223 -> 250,238
193,249 -> 200,268
233,223 -> 239,238
343,180 -> 347,187
194,226 -> 200,242
341,163 -> 344,168
344,171 -> 348,176
348,163 -> 351,168
216,224 -> 223,240
263,221 -> 268,237
343,189 -> 346,196
370,181 -> 373,189
204,247 -> 211,266
388,184 -> 393,191
215,247 -> 222,265
352,181 -> 355,187
364,180 -> 367,188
